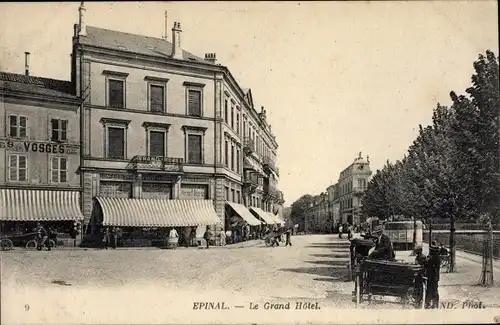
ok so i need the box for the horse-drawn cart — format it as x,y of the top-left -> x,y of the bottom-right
354,259 -> 427,308
349,237 -> 376,275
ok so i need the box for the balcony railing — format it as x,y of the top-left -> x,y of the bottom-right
262,156 -> 277,174
243,137 -> 255,154
263,181 -> 277,197
131,155 -> 184,172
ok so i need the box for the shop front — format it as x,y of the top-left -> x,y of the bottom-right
0,189 -> 84,248
91,197 -> 221,247
225,201 -> 262,243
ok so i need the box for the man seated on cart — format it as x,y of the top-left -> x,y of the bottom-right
368,226 -> 395,261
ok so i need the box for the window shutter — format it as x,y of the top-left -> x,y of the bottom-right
187,134 -> 202,164
109,80 -> 124,108
19,116 -> 27,138
150,85 -> 165,112
61,120 -> 68,141
9,115 -> 17,137
18,155 -> 27,181
51,119 -> 59,141
149,131 -> 165,157
60,157 -> 68,182
108,128 -> 125,159
188,90 -> 201,116
9,155 -> 17,181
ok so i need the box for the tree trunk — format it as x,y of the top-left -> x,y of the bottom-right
413,216 -> 417,248
449,214 -> 456,273
488,218 -> 494,284
428,218 -> 433,246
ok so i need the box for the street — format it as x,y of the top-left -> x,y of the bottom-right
1,235 -> 499,324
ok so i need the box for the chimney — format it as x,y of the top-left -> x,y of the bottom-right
163,11 -> 168,41
171,22 -> 183,60
24,52 -> 30,76
78,2 -> 87,37
204,53 -> 217,64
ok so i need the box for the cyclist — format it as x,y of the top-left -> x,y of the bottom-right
35,222 -> 50,251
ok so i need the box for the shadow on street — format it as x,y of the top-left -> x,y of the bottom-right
306,243 -> 350,249
305,260 -> 348,266
278,266 -> 346,279
310,253 -> 350,259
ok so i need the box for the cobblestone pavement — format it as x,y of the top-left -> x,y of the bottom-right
1,235 -> 499,324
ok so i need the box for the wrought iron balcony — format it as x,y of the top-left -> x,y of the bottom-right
131,155 -> 184,172
243,173 -> 259,194
263,179 -> 277,197
243,137 -> 255,154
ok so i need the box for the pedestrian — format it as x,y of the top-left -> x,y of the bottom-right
338,225 -> 343,239
103,227 -> 110,249
169,227 -> 179,249
189,227 -> 197,247
220,229 -> 226,246
425,244 -> 441,309
110,227 -> 117,249
204,226 -> 212,249
285,228 -> 292,247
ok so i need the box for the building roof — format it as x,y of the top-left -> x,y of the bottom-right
80,26 -> 208,63
0,72 -> 79,101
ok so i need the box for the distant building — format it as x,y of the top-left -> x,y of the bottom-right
337,152 -> 372,225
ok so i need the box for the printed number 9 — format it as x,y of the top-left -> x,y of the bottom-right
25,304 -> 30,311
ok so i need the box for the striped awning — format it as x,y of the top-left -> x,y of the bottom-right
0,189 -> 84,221
249,207 -> 276,224
96,197 -> 222,227
226,202 -> 262,226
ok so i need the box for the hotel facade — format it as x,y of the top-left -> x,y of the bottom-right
72,4 -> 284,244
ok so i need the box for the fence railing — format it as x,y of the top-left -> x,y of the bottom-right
423,231 -> 500,259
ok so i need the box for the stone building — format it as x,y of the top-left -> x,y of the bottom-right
0,55 -> 84,238
337,152 -> 372,225
72,3 -> 282,244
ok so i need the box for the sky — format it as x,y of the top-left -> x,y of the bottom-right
0,1 -> 498,205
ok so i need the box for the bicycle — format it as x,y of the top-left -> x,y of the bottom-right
26,238 -> 56,250
0,238 -> 14,251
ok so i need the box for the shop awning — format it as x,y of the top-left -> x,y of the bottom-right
0,189 -> 84,221
226,202 -> 262,226
249,207 -> 276,224
96,197 -> 222,227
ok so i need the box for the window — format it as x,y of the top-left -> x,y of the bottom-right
51,119 -> 68,142
224,140 -> 229,166
231,189 -> 235,202
231,106 -> 234,129
231,145 -> 235,171
51,156 -> 68,183
236,148 -> 240,173
187,134 -> 202,164
8,115 -> 27,138
108,127 -> 125,159
243,120 -> 247,137
236,191 -> 241,204
150,85 -> 165,113
8,154 -> 27,182
108,79 -> 125,108
224,99 -> 229,123
149,131 -> 165,157
187,89 -> 202,117
236,114 -> 240,135
224,187 -> 229,201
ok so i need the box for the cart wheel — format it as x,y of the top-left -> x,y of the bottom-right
49,240 -> 56,249
0,239 -> 14,251
26,239 -> 37,250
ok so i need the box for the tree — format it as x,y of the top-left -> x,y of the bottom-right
290,194 -> 315,231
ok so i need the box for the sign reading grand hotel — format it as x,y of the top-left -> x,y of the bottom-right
0,140 -> 79,155
131,155 -> 183,172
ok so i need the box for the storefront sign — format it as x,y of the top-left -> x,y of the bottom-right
142,174 -> 175,182
100,173 -> 134,181
0,140 -> 79,155
132,156 -> 183,172
180,185 -> 208,200
183,177 -> 210,183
